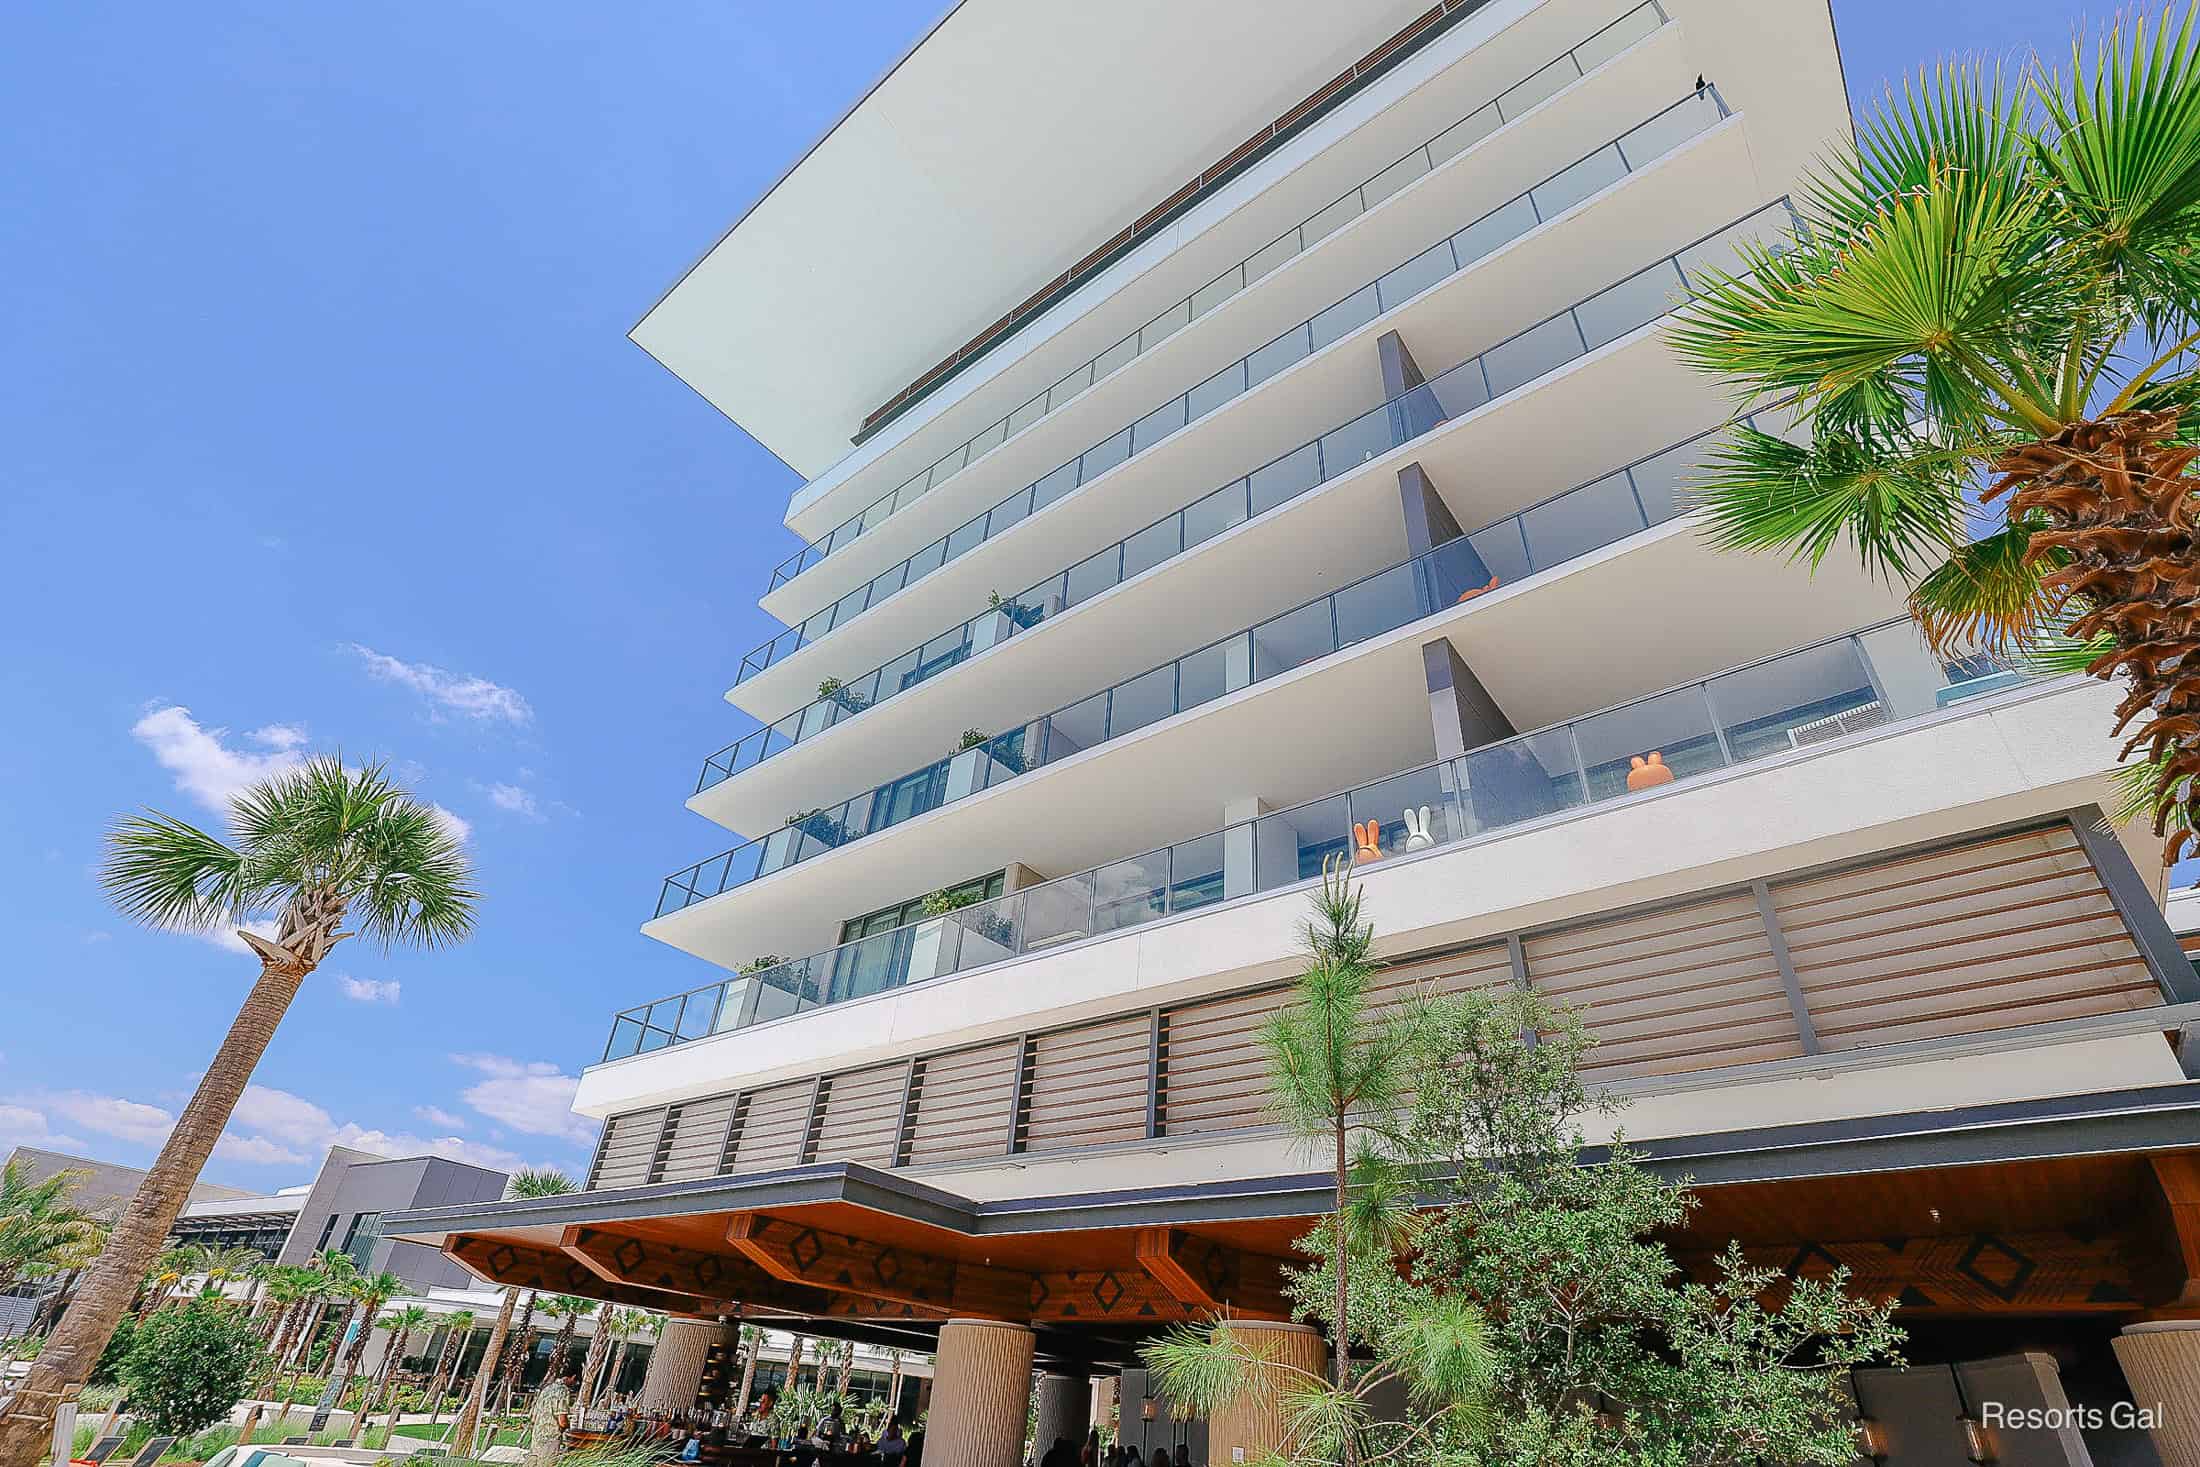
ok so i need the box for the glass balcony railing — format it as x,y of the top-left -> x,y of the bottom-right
701,183 -> 1780,810
762,1 -> 1676,599
675,412 -> 1769,911
731,83 -> 1738,693
614,621 -> 2034,1060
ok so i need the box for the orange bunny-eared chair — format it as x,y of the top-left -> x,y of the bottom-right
1456,573 -> 1501,605
1625,751 -> 1675,791
1352,819 -> 1383,863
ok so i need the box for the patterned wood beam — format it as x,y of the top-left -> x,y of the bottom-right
1133,1227 -> 1292,1320
1675,1228 -> 2143,1315
443,1234 -> 708,1314
560,1226 -> 945,1323
2142,1153 -> 2200,1312
726,1212 -> 1195,1325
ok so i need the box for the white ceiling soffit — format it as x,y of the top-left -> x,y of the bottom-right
632,0 -> 1438,478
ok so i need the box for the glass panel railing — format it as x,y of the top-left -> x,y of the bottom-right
613,621 -> 2042,1060
730,82 -> 1735,694
699,163 -> 1773,802
670,411 -> 1762,918
762,2 -> 1675,599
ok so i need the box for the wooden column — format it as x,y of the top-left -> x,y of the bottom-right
2117,1322 -> 2200,1467
927,1319 -> 1035,1467
1206,1322 -> 1325,1465
1032,1373 -> 1091,1459
638,1317 -> 726,1413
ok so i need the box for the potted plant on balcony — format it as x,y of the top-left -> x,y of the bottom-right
988,589 -> 1046,631
920,886 -> 1015,955
784,807 -> 852,847
816,676 -> 869,716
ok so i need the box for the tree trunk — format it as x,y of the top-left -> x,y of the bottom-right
884,1352 -> 902,1422
1333,1115 -> 1357,1467
0,955 -> 309,1467
786,1335 -> 806,1400
733,1339 -> 758,1418
278,1297 -> 324,1416
573,1319 -> 612,1422
424,1326 -> 463,1428
451,1286 -> 520,1458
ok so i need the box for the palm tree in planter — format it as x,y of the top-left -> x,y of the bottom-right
1668,10 -> 2200,861
365,1303 -> 434,1432
278,1251 -> 359,1415
0,757 -> 474,1465
421,1311 -> 476,1428
540,1295 -> 595,1390
449,1167 -> 576,1457
733,1324 -> 763,1418
335,1270 -> 405,1442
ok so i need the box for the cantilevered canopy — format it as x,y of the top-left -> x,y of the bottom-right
631,0 -> 1443,477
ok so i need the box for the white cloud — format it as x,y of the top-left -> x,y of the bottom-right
336,976 -> 401,1005
221,1083 -> 565,1177
25,1090 -> 175,1146
230,1085 -> 335,1147
329,1126 -> 529,1173
215,1133 -> 309,1165
189,917 -> 280,958
430,804 -> 473,845
413,1105 -> 466,1130
451,1053 -> 591,1143
350,646 -> 533,725
131,706 -> 305,812
251,724 -> 309,751
0,1102 -> 87,1154
484,783 -> 540,819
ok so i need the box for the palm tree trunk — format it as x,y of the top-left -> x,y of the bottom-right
884,1351 -> 902,1422
424,1327 -> 463,1428
278,1298 -> 324,1419
733,1340 -> 758,1418
602,1334 -> 631,1411
451,1286 -> 519,1457
0,955 -> 309,1467
574,1321 -> 612,1422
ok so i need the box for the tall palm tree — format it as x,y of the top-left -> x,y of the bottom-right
603,1311 -> 657,1409
733,1324 -> 763,1417
882,1348 -> 904,1423
136,1244 -> 208,1320
574,1307 -> 633,1420
450,1168 -> 575,1457
278,1251 -> 359,1414
422,1310 -> 477,1428
366,1303 -> 433,1427
0,1162 -> 101,1298
785,1334 -> 808,1402
0,757 -> 475,1467
1669,7 -> 2200,859
333,1270 -> 404,1442
198,1245 -> 265,1305
540,1296 -> 595,1384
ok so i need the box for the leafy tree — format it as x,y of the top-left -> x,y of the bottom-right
450,1168 -> 575,1457
1668,6 -> 2200,860
1400,989 -> 1903,1465
0,758 -> 475,1467
117,1299 -> 267,1438
0,1162 -> 102,1298
87,1316 -> 135,1389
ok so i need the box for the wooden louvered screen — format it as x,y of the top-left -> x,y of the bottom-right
730,1079 -> 815,1172
588,1107 -> 665,1190
656,1093 -> 739,1184
1525,892 -> 1804,1079
814,1063 -> 908,1167
1771,824 -> 2160,1051
1021,1015 -> 1151,1153
904,1040 -> 1021,1164
1158,986 -> 1287,1138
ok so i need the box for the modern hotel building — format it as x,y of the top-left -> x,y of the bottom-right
390,0 -> 2200,1461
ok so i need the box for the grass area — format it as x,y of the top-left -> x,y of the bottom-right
391,1420 -> 530,1448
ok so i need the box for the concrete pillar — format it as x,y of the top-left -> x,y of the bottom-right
1032,1373 -> 1091,1459
1090,1376 -> 1118,1442
927,1319 -> 1035,1467
637,1317 -> 725,1413
2117,1322 -> 2200,1466
1207,1322 -> 1326,1465
1423,638 -> 1515,761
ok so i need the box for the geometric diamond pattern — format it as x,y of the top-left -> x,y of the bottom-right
1955,1235 -> 2036,1303
789,1227 -> 824,1275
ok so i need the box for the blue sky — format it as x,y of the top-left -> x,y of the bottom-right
0,0 -> 2116,1189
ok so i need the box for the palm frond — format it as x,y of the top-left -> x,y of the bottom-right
1906,523 -> 2056,649
101,811 -> 249,931
1809,59 -> 2031,237
1688,422 -> 1972,578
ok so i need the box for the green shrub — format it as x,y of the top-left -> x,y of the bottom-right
118,1299 -> 267,1437
90,1315 -> 137,1386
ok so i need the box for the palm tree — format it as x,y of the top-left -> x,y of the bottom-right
609,1311 -> 658,1406
0,1162 -> 101,1298
422,1311 -> 476,1428
277,1251 -> 359,1416
540,1296 -> 594,1385
882,1348 -> 903,1424
366,1303 -> 433,1429
450,1168 -> 575,1457
334,1270 -> 404,1442
733,1325 -> 763,1417
1668,9 -> 2200,860
198,1245 -> 265,1305
0,757 -> 475,1466
136,1244 -> 207,1320
785,1334 -> 808,1402
571,1307 -> 619,1424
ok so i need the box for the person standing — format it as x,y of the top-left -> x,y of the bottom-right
525,1373 -> 577,1467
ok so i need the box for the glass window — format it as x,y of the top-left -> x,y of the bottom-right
1122,516 -> 1181,580
342,1212 -> 382,1271
1249,442 -> 1321,516
1482,313 -> 1585,398
1519,473 -> 1644,570
1108,664 -> 1177,738
1184,482 -> 1248,547
1574,261 -> 1685,350
1707,641 -> 1884,763
1255,796 -> 1351,888
1573,685 -> 1724,800
1044,692 -> 1109,761
1531,145 -> 1627,220
1427,106 -> 1499,167
1377,240 -> 1455,312
1452,194 -> 1539,266
1350,764 -> 1459,858
1250,600 -> 1335,681
1091,851 -> 1169,934
1168,832 -> 1227,914
1459,728 -> 1585,834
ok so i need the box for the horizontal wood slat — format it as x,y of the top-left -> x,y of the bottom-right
657,1094 -> 739,1184
1771,826 -> 2161,1051
731,1081 -> 813,1173
906,1041 -> 1020,1163
1525,894 -> 1802,1079
1025,1016 -> 1149,1151
815,1063 -> 906,1167
589,1107 -> 665,1190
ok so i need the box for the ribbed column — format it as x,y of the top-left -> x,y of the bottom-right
637,1317 -> 725,1413
1033,1373 -> 1091,1458
1207,1322 -> 1326,1466
2116,1322 -> 2200,1467
927,1319 -> 1036,1467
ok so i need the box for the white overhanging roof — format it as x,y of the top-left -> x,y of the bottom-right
631,0 -> 1442,478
